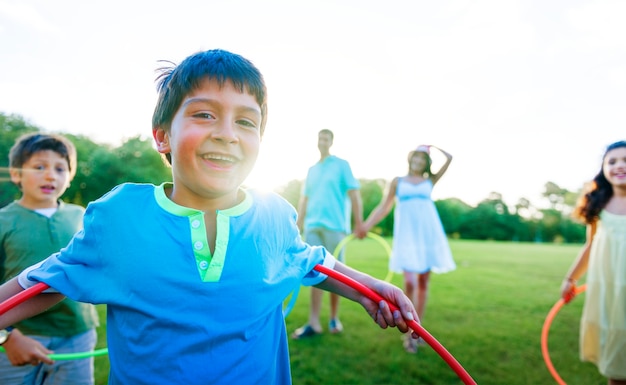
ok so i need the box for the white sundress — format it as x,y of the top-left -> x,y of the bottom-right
389,178 -> 456,274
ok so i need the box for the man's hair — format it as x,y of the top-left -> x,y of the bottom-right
151,49 -> 268,164
319,129 -> 334,140
9,132 -> 77,180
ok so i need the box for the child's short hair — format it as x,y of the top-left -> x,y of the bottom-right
9,132 -> 78,180
151,49 -> 268,164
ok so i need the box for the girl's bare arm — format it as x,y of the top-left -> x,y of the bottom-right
560,222 -> 595,298
360,177 -> 399,236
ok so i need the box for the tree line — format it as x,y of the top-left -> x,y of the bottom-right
1,112 -> 586,243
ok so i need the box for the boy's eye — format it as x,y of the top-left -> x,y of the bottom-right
237,119 -> 258,130
193,112 -> 215,120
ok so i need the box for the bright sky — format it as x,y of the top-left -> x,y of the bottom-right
1,0 -> 624,207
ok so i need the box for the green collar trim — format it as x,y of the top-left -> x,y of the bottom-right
153,183 -> 252,282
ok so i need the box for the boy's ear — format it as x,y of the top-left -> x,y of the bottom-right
9,167 -> 21,186
153,127 -> 171,154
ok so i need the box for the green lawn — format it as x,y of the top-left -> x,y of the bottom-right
92,239 -> 603,384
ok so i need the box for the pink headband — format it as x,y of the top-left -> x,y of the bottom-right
414,145 -> 430,154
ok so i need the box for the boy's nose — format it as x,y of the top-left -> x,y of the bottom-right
212,121 -> 239,143
44,168 -> 56,180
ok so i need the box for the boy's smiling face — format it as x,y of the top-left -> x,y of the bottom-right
154,78 -> 262,210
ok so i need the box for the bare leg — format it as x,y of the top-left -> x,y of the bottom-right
403,270 -> 418,305
328,291 -> 343,333
416,271 -> 431,321
291,287 -> 324,339
402,271 -> 419,353
330,292 -> 340,320
307,287 -> 324,332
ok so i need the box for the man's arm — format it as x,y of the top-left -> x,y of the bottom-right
348,189 -> 364,236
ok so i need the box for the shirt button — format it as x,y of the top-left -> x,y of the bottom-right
191,220 -> 200,228
194,241 -> 203,250
199,261 -> 209,270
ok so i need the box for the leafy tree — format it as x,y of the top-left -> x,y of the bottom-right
435,198 -> 472,238
62,134 -> 112,205
71,136 -> 171,205
0,113 -> 43,207
537,208 -> 562,243
274,179 -> 302,209
559,216 -> 586,243
113,136 -> 172,184
543,181 -> 573,210
458,192 -> 516,240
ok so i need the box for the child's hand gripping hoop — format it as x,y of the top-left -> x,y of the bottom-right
314,264 -> 477,385
0,282 -> 109,360
541,284 -> 587,385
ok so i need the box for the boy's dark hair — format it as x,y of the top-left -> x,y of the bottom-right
152,49 -> 268,165
9,132 -> 78,181
573,140 -> 626,224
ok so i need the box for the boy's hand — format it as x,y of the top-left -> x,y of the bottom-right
3,329 -> 54,366
362,281 -> 419,338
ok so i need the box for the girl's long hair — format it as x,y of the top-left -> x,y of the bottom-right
573,140 -> 626,224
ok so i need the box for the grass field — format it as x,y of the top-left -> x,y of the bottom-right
91,239 -> 604,385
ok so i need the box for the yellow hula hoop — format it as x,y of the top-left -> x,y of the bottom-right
284,232 -> 393,317
333,232 -> 394,282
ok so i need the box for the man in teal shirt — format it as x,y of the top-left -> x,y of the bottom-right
292,129 -> 364,339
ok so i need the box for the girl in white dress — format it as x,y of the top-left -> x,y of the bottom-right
360,145 -> 455,353
561,140 -> 626,385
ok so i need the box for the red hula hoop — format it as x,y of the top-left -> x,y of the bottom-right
314,264 -> 477,385
541,284 -> 587,385
2,271 -> 477,383
0,282 -> 49,315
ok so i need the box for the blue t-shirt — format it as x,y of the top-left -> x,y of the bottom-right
20,183 -> 335,385
302,155 -> 360,233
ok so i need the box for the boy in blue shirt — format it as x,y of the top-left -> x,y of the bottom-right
0,49 -> 418,384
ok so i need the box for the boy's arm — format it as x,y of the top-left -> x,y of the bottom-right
314,261 -> 418,335
0,277 -> 65,329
